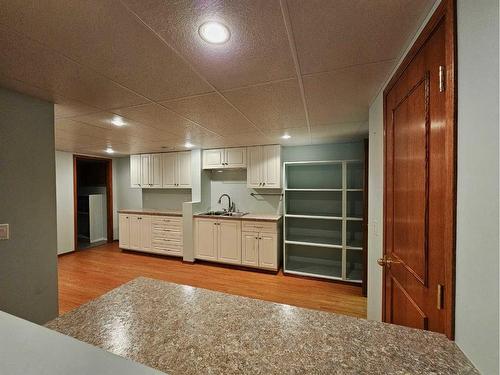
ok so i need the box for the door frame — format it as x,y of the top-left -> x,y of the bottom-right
382,0 -> 456,339
73,154 -> 114,250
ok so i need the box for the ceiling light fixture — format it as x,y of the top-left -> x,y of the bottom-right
105,147 -> 115,154
111,116 -> 126,127
281,134 -> 291,139
184,141 -> 194,148
198,21 -> 230,44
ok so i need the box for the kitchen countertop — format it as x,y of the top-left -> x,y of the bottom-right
46,277 -> 477,375
0,311 -> 162,375
118,208 -> 182,217
194,213 -> 282,222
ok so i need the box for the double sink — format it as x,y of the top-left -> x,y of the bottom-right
200,211 -> 248,217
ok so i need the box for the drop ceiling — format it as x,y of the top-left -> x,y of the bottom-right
0,0 -> 434,156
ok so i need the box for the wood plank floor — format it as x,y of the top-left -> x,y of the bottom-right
57,242 -> 367,318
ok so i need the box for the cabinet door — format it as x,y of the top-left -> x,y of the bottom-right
218,220 -> 242,264
225,147 -> 247,168
195,219 -> 218,261
242,231 -> 259,267
177,151 -> 192,188
259,232 -> 278,270
247,146 -> 262,188
161,153 -> 177,188
140,215 -> 152,251
129,215 -> 141,250
118,214 -> 130,249
140,154 -> 151,187
130,155 -> 142,188
202,149 -> 225,169
150,154 -> 162,188
263,145 -> 281,188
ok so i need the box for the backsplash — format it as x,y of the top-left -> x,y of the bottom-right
142,189 -> 192,210
209,169 -> 282,214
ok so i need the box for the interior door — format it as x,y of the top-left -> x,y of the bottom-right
383,12 -> 454,337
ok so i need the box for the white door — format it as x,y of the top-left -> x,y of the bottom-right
259,232 -> 278,269
130,155 -> 142,188
247,146 -> 262,188
162,153 -> 177,188
218,220 -> 241,264
140,154 -> 151,187
129,215 -> 141,250
177,151 -> 192,188
242,231 -> 259,267
225,147 -> 246,168
150,154 -> 162,188
140,215 -> 152,251
118,214 -> 130,249
195,219 -> 218,261
203,149 -> 225,169
263,145 -> 281,188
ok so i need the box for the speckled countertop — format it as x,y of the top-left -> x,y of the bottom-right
46,278 -> 477,375
118,209 -> 182,216
193,213 -> 282,222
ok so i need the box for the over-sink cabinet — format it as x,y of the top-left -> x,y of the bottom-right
194,218 -> 281,271
202,147 -> 247,169
130,151 -> 191,189
247,145 -> 281,188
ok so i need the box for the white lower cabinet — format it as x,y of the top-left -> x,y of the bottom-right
119,213 -> 182,257
195,218 -> 280,271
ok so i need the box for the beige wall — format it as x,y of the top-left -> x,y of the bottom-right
0,87 -> 58,324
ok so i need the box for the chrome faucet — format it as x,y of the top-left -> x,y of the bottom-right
218,194 -> 234,212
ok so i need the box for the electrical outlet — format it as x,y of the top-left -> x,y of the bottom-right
0,224 -> 9,240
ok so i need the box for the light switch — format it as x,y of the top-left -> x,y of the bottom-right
0,224 -> 9,240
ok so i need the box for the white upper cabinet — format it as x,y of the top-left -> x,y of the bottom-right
247,145 -> 281,188
131,151 -> 191,189
202,147 -> 247,169
130,155 -> 142,188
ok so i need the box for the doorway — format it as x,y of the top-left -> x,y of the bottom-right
73,155 -> 113,250
382,0 -> 456,339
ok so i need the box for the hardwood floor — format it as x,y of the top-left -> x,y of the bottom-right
58,242 -> 367,318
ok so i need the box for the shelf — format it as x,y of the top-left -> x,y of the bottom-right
285,188 -> 343,192
286,190 -> 342,217
346,161 -> 364,190
285,243 -> 343,280
346,249 -> 363,282
285,163 -> 342,190
285,214 -> 342,220
346,221 -> 364,248
285,239 -> 342,249
346,217 -> 363,221
346,246 -> 363,251
347,191 -> 364,218
285,217 -> 342,247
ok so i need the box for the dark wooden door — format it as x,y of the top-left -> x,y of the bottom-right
382,0 -> 456,338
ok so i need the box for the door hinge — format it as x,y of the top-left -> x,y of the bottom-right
437,284 -> 444,310
439,65 -> 445,92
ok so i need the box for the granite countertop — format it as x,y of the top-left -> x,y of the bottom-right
46,277 -> 477,375
193,213 -> 282,222
118,208 -> 182,217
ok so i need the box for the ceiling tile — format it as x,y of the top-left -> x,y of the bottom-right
222,79 -> 307,131
263,126 -> 311,146
0,25 -> 148,109
287,0 -> 435,74
0,0 -> 213,101
121,0 -> 295,90
303,60 -> 394,126
54,99 -> 101,119
310,122 -> 368,144
161,93 -> 260,136
222,132 -> 273,147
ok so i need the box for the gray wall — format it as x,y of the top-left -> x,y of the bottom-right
455,0 -> 499,373
115,157 -> 142,211
0,87 -> 58,324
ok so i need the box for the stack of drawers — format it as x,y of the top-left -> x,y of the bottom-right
151,216 -> 183,256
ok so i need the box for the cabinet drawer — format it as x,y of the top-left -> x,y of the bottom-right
152,238 -> 182,248
152,217 -> 182,226
242,221 -> 278,233
152,231 -> 182,241
150,246 -> 182,256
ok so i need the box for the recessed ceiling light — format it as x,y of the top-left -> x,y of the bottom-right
105,147 -> 115,154
198,21 -> 230,44
184,141 -> 194,148
111,115 -> 126,127
281,134 -> 291,139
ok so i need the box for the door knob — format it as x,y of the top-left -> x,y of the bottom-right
377,255 -> 400,268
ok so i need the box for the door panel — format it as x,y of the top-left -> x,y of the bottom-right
129,215 -> 141,250
203,149 -> 224,169
218,220 -> 241,264
247,146 -> 262,188
140,216 -> 152,251
140,155 -> 150,186
150,154 -> 162,188
383,13 -> 454,337
130,155 -> 141,188
225,147 -> 246,168
242,231 -> 259,267
195,219 -> 217,261
263,145 -> 281,188
259,233 -> 278,269
162,153 -> 177,188
118,214 -> 130,249
177,151 -> 192,188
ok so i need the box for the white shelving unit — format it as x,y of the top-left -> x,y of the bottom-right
283,160 -> 364,283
